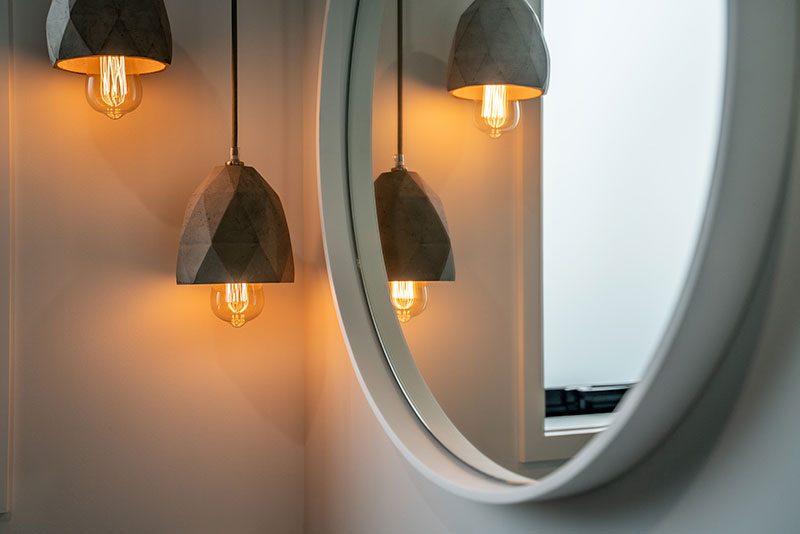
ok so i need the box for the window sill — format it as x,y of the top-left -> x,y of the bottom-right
544,413 -> 614,436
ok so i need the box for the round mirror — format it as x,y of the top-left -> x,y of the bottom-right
318,0 -> 797,502
371,0 -> 725,479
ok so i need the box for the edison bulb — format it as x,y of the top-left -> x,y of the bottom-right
389,281 -> 428,323
210,283 -> 265,328
85,56 -> 143,120
473,84 -> 520,138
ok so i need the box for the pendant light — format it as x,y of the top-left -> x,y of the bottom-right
176,0 -> 294,328
375,0 -> 455,324
46,0 -> 172,120
446,0 -> 549,138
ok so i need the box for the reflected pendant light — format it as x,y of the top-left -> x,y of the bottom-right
446,0 -> 549,138
375,0 -> 455,324
46,0 -> 173,120
176,0 -> 294,328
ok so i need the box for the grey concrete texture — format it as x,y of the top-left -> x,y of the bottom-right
446,0 -> 549,98
177,164 -> 295,285
46,0 -> 172,70
374,168 -> 455,282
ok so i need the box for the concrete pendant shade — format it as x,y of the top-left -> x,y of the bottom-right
446,0 -> 549,101
374,169 -> 455,282
176,165 -> 294,285
46,0 -> 172,75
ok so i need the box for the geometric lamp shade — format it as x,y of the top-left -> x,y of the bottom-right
46,0 -> 172,74
446,0 -> 549,101
176,165 -> 294,285
374,168 -> 455,282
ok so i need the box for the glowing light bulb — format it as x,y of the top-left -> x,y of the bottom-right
210,283 -> 265,328
85,56 -> 143,120
473,84 -> 520,138
389,281 -> 428,323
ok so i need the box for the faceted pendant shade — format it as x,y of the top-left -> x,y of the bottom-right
177,165 -> 294,285
374,169 -> 455,282
46,0 -> 172,74
446,0 -> 549,101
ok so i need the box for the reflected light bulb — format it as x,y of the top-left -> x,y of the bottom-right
85,56 -> 143,120
210,283 -> 265,328
389,281 -> 428,323
473,84 -> 520,138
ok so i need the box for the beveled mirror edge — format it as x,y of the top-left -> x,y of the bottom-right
318,0 -> 799,503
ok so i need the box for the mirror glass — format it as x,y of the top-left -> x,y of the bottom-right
365,0 -> 726,478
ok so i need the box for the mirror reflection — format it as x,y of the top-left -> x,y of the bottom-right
368,0 -> 725,476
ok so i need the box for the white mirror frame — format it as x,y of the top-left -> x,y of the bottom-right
317,0 -> 799,503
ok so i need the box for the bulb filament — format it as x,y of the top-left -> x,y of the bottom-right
225,283 -> 250,328
390,281 -> 415,311
389,281 -> 427,323
481,84 -> 509,138
100,56 -> 129,114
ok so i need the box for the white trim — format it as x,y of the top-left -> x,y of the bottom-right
318,0 -> 799,503
516,99 -> 595,463
544,413 -> 613,436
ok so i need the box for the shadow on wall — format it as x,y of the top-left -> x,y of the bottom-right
87,44 -> 225,230
16,42 -> 225,276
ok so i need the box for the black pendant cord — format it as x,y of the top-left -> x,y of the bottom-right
229,0 -> 241,165
394,0 -> 405,170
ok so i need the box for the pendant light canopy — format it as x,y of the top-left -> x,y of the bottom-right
176,0 -> 293,328
446,0 -> 549,137
176,165 -> 294,285
46,0 -> 172,119
375,0 -> 454,323
375,169 -> 454,282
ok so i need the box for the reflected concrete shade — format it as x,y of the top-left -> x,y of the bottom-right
46,0 -> 172,73
177,165 -> 294,285
374,169 -> 454,282
446,0 -> 549,100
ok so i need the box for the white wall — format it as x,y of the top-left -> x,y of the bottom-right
304,1 -> 800,532
0,1 -> 305,532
